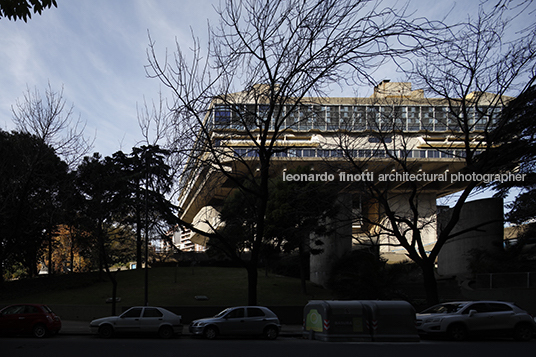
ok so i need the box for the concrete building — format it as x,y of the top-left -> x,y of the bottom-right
171,228 -> 206,252
176,81 -> 508,285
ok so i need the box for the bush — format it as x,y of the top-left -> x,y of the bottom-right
328,249 -> 389,299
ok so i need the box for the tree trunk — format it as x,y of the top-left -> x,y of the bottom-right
299,241 -> 308,294
247,264 -> 258,306
136,184 -> 143,270
48,231 -> 53,276
0,263 -> 4,289
110,273 -> 118,316
421,260 -> 439,306
98,222 -> 119,315
70,238 -> 74,273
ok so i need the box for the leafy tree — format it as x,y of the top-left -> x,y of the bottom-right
74,147 -> 176,311
41,225 -> 93,274
111,146 -> 177,270
265,166 -> 338,293
75,153 -> 128,314
0,130 -> 68,283
328,249 -> 389,300
210,170 -> 336,295
208,183 -> 259,265
493,85 -> 536,227
0,0 -> 57,22
8,84 -> 92,277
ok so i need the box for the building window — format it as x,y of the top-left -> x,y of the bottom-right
302,149 -> 316,157
359,149 -> 372,158
427,150 -> 440,158
435,107 -> 448,131
441,150 -> 454,158
340,106 -> 352,129
421,106 -> 434,131
214,105 -> 231,127
399,149 -> 413,158
373,149 -> 385,158
406,106 -> 420,131
353,106 -> 367,130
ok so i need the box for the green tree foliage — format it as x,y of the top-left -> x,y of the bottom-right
75,153 -> 131,315
0,0 -> 57,22
266,166 -> 338,293
74,147 -> 176,313
328,249 -> 389,300
112,146 -> 177,269
0,129 -> 68,283
467,237 -> 536,276
212,184 -> 259,260
492,85 -> 536,227
212,167 -> 338,294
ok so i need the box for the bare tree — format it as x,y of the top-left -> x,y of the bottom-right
333,1 -> 536,305
146,0 -> 441,305
12,83 -> 94,169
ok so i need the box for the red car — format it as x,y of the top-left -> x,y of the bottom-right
0,304 -> 62,338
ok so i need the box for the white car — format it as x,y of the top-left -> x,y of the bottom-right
189,306 -> 281,340
416,301 -> 536,341
90,306 -> 182,339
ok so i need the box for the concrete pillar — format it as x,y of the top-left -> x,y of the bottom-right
310,193 -> 353,287
378,193 -> 438,254
437,197 -> 504,278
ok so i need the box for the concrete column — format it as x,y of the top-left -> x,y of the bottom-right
310,192 -> 353,287
437,197 -> 504,278
379,193 -> 438,254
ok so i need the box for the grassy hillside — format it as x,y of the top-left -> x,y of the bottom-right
0,267 -> 333,307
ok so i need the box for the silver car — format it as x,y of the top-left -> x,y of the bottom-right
416,301 -> 536,341
90,306 -> 183,339
189,306 -> 281,339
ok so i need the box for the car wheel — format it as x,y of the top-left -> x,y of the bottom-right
264,326 -> 278,340
447,323 -> 468,341
98,324 -> 114,339
513,323 -> 533,341
33,324 -> 47,338
204,326 -> 218,340
159,325 -> 174,339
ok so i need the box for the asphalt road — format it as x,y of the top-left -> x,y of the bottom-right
1,335 -> 535,357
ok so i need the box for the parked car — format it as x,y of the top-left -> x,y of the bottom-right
416,300 -> 536,341
0,304 -> 62,338
89,306 -> 183,339
189,306 -> 281,340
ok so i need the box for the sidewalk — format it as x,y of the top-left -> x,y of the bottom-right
60,320 -> 303,337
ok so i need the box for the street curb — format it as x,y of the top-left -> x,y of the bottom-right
59,321 -> 303,338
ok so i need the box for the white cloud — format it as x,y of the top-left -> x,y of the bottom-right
1,0 -> 534,157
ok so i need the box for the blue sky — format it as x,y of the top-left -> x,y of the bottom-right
0,0 -> 533,159
0,0 -> 214,156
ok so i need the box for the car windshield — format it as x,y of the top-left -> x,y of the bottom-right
214,308 -> 231,318
421,303 -> 467,314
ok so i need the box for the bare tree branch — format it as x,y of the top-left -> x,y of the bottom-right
11,83 -> 94,168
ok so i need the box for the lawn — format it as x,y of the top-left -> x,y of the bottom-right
0,267 -> 333,307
